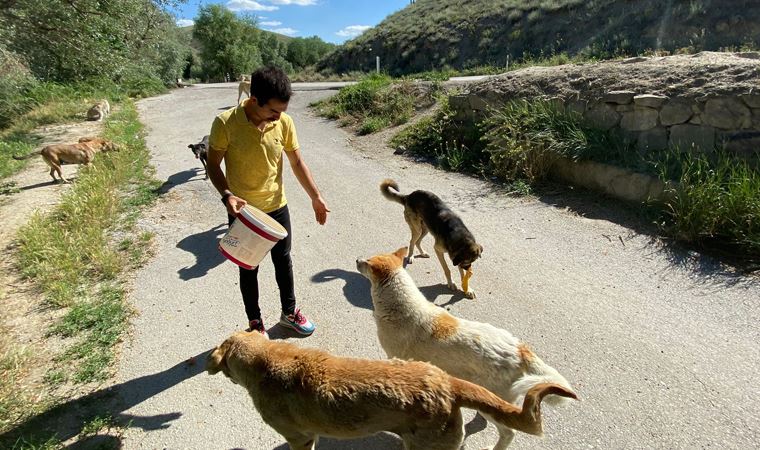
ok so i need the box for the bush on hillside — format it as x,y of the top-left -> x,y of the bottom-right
0,48 -> 39,129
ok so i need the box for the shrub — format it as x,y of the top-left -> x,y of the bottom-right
482,99 -> 620,181
0,48 -> 39,129
657,152 -> 760,260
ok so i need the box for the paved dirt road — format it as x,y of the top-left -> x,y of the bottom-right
118,82 -> 759,449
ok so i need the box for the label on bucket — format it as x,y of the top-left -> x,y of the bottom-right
221,234 -> 241,248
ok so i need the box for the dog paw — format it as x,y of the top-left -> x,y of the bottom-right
403,257 -> 412,267
447,282 -> 457,291
464,290 -> 477,299
416,252 -> 430,259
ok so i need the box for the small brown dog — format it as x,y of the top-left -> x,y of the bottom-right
381,179 -> 483,298
207,331 -> 576,450
13,137 -> 119,183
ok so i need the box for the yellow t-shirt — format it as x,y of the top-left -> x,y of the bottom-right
208,102 -> 299,213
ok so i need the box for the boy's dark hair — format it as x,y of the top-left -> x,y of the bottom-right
250,66 -> 292,106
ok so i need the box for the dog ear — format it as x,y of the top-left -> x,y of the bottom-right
392,247 -> 408,261
188,144 -> 194,149
206,340 -> 231,375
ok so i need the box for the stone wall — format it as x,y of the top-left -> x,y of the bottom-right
448,53 -> 760,161
449,90 -> 760,159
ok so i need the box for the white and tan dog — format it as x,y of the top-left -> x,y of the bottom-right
356,247 -> 576,449
207,331 -> 576,450
86,99 -> 110,121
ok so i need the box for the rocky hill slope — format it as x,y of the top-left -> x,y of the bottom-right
317,0 -> 760,75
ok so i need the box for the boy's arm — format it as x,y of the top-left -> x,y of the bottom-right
285,149 -> 329,225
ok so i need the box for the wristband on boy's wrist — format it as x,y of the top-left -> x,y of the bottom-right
221,192 -> 233,205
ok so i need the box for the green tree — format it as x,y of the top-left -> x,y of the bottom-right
192,5 -> 262,81
0,0 -> 190,84
287,36 -> 335,71
260,33 -> 293,73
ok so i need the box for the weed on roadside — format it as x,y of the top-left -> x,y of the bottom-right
313,74 -> 430,134
3,100 -> 159,443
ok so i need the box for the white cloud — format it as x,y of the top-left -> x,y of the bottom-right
268,0 -> 317,5
336,25 -> 371,38
227,0 -> 278,12
265,27 -> 298,36
176,18 -> 194,27
260,20 -> 282,26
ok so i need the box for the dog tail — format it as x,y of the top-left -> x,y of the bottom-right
511,371 -> 575,407
12,149 -> 42,160
451,378 -> 577,436
380,179 -> 406,204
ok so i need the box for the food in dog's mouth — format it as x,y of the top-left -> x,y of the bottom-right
462,267 -> 473,293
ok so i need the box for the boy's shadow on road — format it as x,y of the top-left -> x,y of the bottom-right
310,268 -> 372,309
177,223 -> 227,280
0,349 -> 211,448
272,432 -> 402,450
310,269 -> 467,309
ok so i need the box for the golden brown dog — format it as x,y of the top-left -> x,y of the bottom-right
13,137 -> 119,183
238,80 -> 251,103
207,331 -> 576,450
381,179 -> 482,298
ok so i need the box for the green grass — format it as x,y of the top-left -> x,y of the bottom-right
482,99 -> 633,181
656,152 -> 760,260
53,285 -> 131,383
312,74 -> 429,134
390,97 -> 490,173
16,104 -> 157,308
0,338 -> 33,432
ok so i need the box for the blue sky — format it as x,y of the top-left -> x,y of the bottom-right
172,0 -> 411,44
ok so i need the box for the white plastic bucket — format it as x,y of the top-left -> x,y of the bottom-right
219,205 -> 288,270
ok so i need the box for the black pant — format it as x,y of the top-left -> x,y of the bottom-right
228,205 -> 296,322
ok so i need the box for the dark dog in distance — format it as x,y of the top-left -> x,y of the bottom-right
188,135 -> 209,179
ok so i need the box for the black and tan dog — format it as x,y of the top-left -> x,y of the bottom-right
207,331 -> 576,450
188,135 -> 209,179
380,179 -> 483,298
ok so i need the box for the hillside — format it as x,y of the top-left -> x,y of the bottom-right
316,0 -> 760,75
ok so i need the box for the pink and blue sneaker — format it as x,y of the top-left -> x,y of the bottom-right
279,309 -> 315,335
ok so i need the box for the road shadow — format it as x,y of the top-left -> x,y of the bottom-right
418,283 -> 467,307
267,325 -> 312,340
0,349 -> 210,448
272,432 -> 402,450
17,179 -> 59,191
158,169 -> 202,195
535,182 -> 759,284
268,414 -> 487,449
310,268 -> 372,310
177,223 -> 227,280
464,413 -> 488,436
